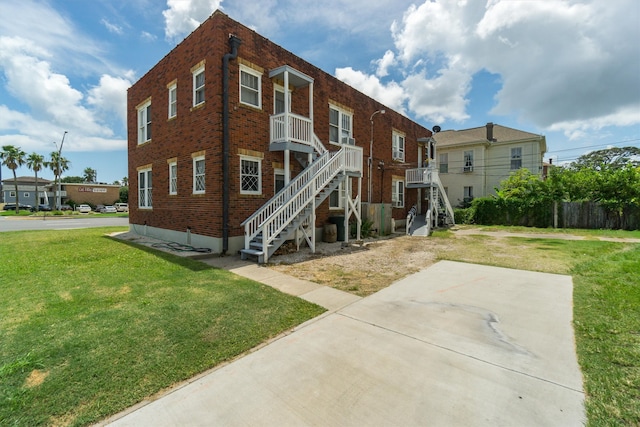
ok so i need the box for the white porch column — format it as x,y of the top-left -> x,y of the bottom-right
284,70 -> 291,184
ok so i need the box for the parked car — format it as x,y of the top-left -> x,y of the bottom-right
30,204 -> 53,212
115,203 -> 128,212
3,203 -> 32,211
77,204 -> 92,213
99,205 -> 117,213
59,204 -> 72,211
95,204 -> 105,212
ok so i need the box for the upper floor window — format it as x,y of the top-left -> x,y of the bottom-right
392,131 -> 405,162
329,105 -> 353,145
240,156 -> 261,195
511,147 -> 522,170
193,155 -> 205,194
137,99 -> 151,144
138,167 -> 152,208
464,150 -> 474,172
439,153 -> 448,173
168,82 -> 177,119
192,64 -> 205,107
168,160 -> 177,195
392,178 -> 405,208
240,65 -> 262,109
274,85 -> 291,114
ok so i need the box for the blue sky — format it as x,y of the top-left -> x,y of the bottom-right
1,0 -> 638,185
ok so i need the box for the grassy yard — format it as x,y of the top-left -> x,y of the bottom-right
0,227 -> 325,426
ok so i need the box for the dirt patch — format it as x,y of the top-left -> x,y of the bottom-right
24,369 -> 49,388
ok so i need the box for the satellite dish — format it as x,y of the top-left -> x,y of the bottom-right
432,125 -> 441,133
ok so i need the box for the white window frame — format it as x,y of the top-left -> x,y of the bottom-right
193,155 -> 205,194
192,65 -> 205,107
392,131 -> 405,162
240,156 -> 262,195
137,99 -> 151,144
274,84 -> 291,114
23,192 -> 30,198
138,168 -> 152,209
464,150 -> 474,172
239,65 -> 262,109
439,153 -> 448,173
168,160 -> 177,195
392,178 -> 404,208
274,168 -> 285,193
168,83 -> 177,119
511,147 -> 522,170
329,105 -> 353,145
9,191 -> 15,198
329,182 -> 345,210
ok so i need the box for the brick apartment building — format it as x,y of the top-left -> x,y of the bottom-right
128,10 -> 446,261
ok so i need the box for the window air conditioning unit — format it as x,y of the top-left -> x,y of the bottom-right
342,137 -> 355,145
463,166 -> 473,172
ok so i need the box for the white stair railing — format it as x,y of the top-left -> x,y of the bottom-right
431,172 -> 455,225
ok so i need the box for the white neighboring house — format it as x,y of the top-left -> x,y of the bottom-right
434,123 -> 547,207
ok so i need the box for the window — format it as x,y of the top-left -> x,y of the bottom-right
168,82 -> 177,118
329,182 -> 345,209
274,169 -> 285,193
274,85 -> 291,114
9,191 -> 15,198
193,156 -> 205,194
464,186 -> 474,201
240,65 -> 261,108
192,65 -> 205,106
138,168 -> 152,208
23,192 -> 30,198
464,150 -> 474,172
137,99 -> 151,144
168,160 -> 177,195
240,156 -> 261,195
392,131 -> 405,162
392,178 -> 404,208
511,147 -> 522,170
439,153 -> 448,173
329,105 -> 353,145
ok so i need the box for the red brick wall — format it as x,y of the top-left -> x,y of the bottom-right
128,10 -> 431,239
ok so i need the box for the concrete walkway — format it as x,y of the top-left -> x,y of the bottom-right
102,254 -> 585,426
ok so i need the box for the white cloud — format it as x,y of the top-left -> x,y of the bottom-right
335,67 -> 406,114
375,50 -> 396,78
163,0 -> 223,40
87,74 -> 133,125
141,31 -> 157,42
101,18 -> 124,35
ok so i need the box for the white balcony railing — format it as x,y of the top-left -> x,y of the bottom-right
270,113 -> 313,147
405,167 -> 439,186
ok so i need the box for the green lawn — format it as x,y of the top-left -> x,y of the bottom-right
0,227 -> 325,426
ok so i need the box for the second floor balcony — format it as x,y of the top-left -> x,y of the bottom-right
405,167 -> 440,188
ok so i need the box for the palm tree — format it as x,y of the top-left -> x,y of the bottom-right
83,167 -> 97,183
47,151 -> 70,209
121,176 -> 128,187
26,153 -> 46,211
0,145 -> 27,214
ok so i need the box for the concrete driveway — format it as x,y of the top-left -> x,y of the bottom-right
104,260 -> 585,426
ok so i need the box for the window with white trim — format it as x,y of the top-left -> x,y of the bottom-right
392,131 -> 405,162
168,83 -> 177,118
240,156 -> 261,195
329,182 -> 345,209
392,178 -> 404,208
274,85 -> 291,114
9,191 -> 15,198
464,150 -> 474,172
274,169 -> 285,193
138,168 -> 152,208
511,147 -> 522,170
439,153 -> 448,173
464,186 -> 474,201
192,65 -> 205,106
169,161 -> 177,195
329,105 -> 353,145
137,100 -> 151,144
193,156 -> 205,194
240,65 -> 261,109
23,192 -> 30,198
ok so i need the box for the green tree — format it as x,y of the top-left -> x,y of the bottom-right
26,153 -> 46,211
121,176 -> 128,187
47,151 -> 70,209
61,176 -> 84,183
119,186 -> 128,203
570,146 -> 640,171
83,167 -> 97,183
1,145 -> 27,213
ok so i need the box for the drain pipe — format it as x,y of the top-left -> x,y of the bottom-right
222,34 -> 242,255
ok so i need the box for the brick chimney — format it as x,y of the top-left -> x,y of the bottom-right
486,122 -> 495,141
